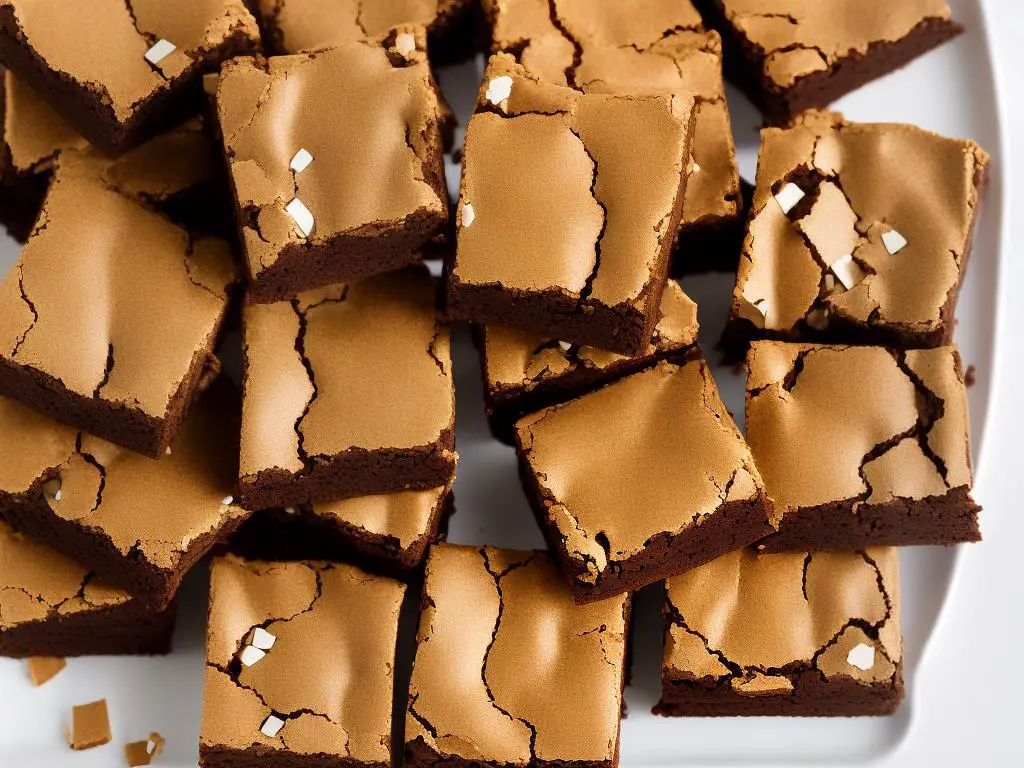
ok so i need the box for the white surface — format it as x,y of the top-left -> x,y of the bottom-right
0,0 -> 1018,764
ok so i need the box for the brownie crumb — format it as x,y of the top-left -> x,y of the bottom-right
965,364 -> 977,387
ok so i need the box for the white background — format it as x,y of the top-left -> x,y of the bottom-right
0,0 -> 1020,765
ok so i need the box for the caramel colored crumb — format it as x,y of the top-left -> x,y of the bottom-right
124,732 -> 165,766
66,699 -> 112,751
26,657 -> 66,687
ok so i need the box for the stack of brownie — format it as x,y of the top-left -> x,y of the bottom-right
0,0 -> 989,765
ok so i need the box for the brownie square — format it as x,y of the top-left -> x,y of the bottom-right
0,521 -> 177,657
405,543 -> 629,768
0,146 -> 237,457
691,0 -> 962,121
239,268 -> 457,509
447,66 -> 694,357
200,554 -> 406,768
217,37 -> 449,303
722,112 -> 990,359
253,0 -> 481,62
746,341 -> 981,551
482,279 -> 699,443
656,547 -> 904,717
515,357 -> 777,604
0,383 -> 250,610
0,0 -> 260,155
482,1 -> 741,272
228,484 -> 454,574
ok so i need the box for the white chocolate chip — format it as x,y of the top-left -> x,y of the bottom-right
738,296 -> 768,329
773,182 -> 805,215
286,198 -> 315,238
289,148 -> 314,174
394,32 -> 416,57
239,645 -> 265,667
485,75 -> 513,107
847,643 -> 875,671
144,39 -> 177,66
43,478 -> 62,502
165,447 -> 172,456
830,254 -> 866,290
251,628 -> 277,651
260,715 -> 285,738
284,507 -> 296,515
691,162 -> 701,173
461,202 -> 475,228
221,495 -> 234,505
558,341 -> 572,352
146,739 -> 157,755
882,229 -> 908,255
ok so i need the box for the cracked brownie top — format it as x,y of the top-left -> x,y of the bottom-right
663,547 -> 901,693
201,554 -> 405,761
254,0 -> 462,54
0,520 -> 134,632
746,342 -> 973,514
217,36 -> 448,292
515,357 -> 776,589
240,268 -> 455,484
482,0 -> 738,228
0,0 -> 259,123
731,111 -> 989,345
0,385 -> 245,573
483,279 -> 698,400
0,146 -> 235,420
454,63 -> 692,312
405,543 -> 628,765
704,0 -> 954,91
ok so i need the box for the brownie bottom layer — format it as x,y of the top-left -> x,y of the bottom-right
756,487 -> 981,552
0,342 -> 220,458
238,445 -> 457,511
655,665 -> 904,717
693,0 -> 963,122
0,601 -> 177,658
2,482 -> 246,610
405,735 -> 615,768
245,210 -> 448,304
201,743 -> 388,768
448,279 -> 660,358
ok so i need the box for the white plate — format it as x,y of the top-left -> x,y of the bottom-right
0,0 -> 1006,764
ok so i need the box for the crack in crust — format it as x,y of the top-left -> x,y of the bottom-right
663,550 -> 898,692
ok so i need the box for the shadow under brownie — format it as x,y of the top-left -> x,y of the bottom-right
228,484 -> 454,576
